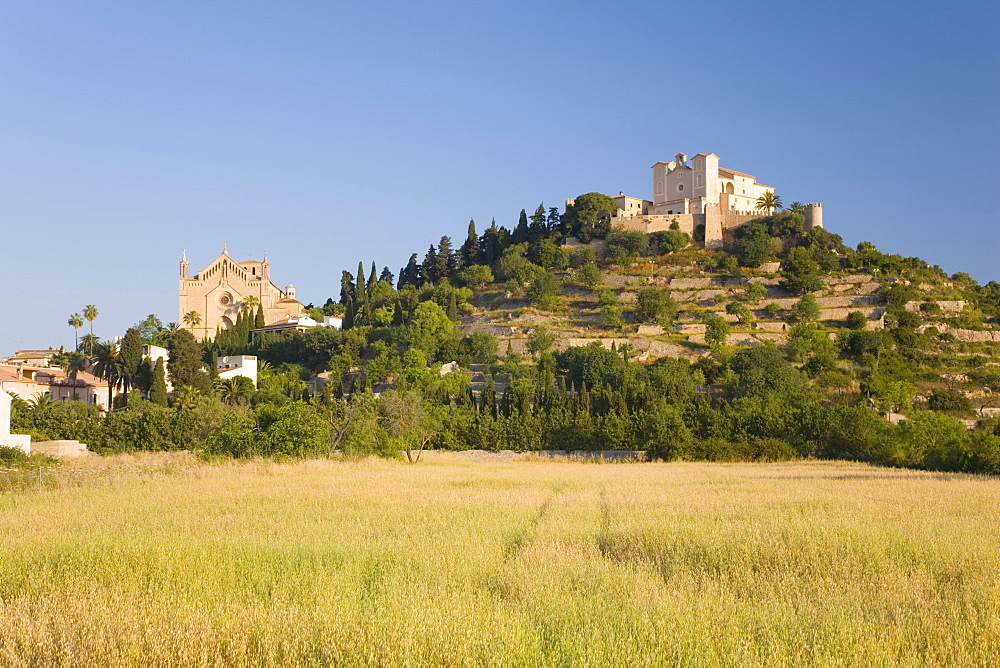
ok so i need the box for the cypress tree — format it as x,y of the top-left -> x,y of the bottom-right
482,375 -> 496,415
356,262 -> 367,304
118,327 -> 143,399
460,219 -> 480,267
255,305 -> 265,329
135,357 -> 154,398
367,261 -> 377,301
548,207 -> 562,233
392,300 -> 405,326
447,292 -> 459,320
150,358 -> 168,406
512,209 -> 529,244
343,298 -> 355,329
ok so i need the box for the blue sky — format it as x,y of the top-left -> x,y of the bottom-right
1,0 -> 997,354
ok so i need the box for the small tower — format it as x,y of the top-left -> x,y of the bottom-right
262,251 -> 270,281
804,203 -> 824,231
179,250 -> 189,279
286,284 -> 296,300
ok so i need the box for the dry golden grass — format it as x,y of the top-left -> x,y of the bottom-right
0,453 -> 997,665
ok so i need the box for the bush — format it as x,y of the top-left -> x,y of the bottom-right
651,229 -> 690,254
607,229 -> 650,265
845,311 -> 868,330
526,272 -> 563,309
927,389 -> 973,413
576,262 -> 602,289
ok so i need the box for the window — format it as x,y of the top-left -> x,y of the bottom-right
678,184 -> 685,192
695,175 -> 703,187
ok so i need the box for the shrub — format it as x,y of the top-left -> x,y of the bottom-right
927,389 -> 973,413
607,229 -> 650,265
845,311 -> 868,330
576,262 -> 602,289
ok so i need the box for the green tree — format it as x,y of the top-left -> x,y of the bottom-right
792,293 -> 821,322
458,264 -> 494,288
782,247 -> 824,295
846,311 -> 868,330
755,191 -> 782,214
150,358 -> 168,406
635,287 -> 679,325
726,301 -> 753,324
118,328 -> 143,400
746,282 -> 767,305
68,313 -> 83,351
564,192 -> 618,235
526,327 -> 557,358
91,341 -> 120,410
576,262 -> 602,289
83,305 -> 99,353
183,311 -> 202,328
703,313 -> 730,348
526,272 -> 562,309
460,219 -> 481,268
409,300 -> 453,360
607,229 -> 650,265
166,329 -> 211,393
735,223 -> 773,267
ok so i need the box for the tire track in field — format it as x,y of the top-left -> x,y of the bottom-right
503,491 -> 558,559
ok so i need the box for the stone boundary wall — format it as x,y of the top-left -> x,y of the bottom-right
904,300 -> 967,313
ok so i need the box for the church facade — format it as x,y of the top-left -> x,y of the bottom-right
178,247 -> 306,341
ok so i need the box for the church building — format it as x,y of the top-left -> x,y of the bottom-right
178,246 -> 307,341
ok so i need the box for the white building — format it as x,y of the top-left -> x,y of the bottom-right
611,151 -> 822,248
217,355 -> 258,387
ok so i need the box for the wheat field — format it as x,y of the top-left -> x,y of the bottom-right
0,453 -> 997,665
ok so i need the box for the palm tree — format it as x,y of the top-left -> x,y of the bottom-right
183,311 -> 202,328
82,305 -> 99,353
91,341 -> 120,411
242,295 -> 260,312
215,376 -> 255,406
28,392 -> 56,411
79,333 -> 99,355
68,313 -> 83,350
755,191 -> 782,215
55,351 -> 89,381
789,201 -> 805,216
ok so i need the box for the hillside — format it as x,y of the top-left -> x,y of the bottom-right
12,203 -> 1000,474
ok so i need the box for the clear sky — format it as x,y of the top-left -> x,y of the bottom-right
1,0 -> 997,354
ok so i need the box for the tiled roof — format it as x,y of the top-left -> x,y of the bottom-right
718,168 -> 757,179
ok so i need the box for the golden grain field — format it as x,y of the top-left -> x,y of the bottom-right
0,453 -> 997,665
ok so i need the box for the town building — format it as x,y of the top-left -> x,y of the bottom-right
217,355 -> 258,387
611,152 -> 822,248
0,364 -> 116,411
178,246 -> 307,341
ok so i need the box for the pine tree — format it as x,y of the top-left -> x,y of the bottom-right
399,254 -> 420,289
436,236 -> 455,279
340,270 -> 355,304
150,358 -> 168,406
548,207 -> 562,233
512,209 -> 529,244
380,266 -> 394,285
529,203 -> 547,241
422,245 -> 438,284
460,219 -> 480,267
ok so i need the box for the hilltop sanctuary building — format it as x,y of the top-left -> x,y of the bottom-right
611,152 -> 822,248
179,247 -> 306,341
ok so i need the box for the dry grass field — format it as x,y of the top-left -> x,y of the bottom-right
0,453 -> 997,665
